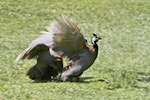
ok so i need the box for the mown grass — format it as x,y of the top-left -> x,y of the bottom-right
0,0 -> 150,100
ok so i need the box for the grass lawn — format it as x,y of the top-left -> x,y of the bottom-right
0,0 -> 150,99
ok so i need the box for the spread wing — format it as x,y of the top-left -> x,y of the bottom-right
16,16 -> 88,62
47,16 -> 88,58
15,35 -> 50,62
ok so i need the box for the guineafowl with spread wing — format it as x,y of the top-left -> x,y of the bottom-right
16,16 -> 101,82
59,34 -> 101,82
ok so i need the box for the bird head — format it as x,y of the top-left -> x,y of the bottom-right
91,34 -> 101,44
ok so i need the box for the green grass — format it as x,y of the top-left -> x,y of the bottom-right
0,0 -> 150,99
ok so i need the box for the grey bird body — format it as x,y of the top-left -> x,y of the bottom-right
59,39 -> 99,81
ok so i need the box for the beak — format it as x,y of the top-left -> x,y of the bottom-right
95,37 -> 101,42
97,37 -> 101,41
98,37 -> 101,40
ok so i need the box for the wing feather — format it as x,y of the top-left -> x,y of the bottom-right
47,16 -> 87,58
15,35 -> 50,62
16,16 -> 87,62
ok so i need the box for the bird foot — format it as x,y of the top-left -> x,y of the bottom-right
56,57 -> 62,61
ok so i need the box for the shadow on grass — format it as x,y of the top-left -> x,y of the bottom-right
31,77 -> 108,83
77,77 -> 107,83
137,72 -> 150,82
